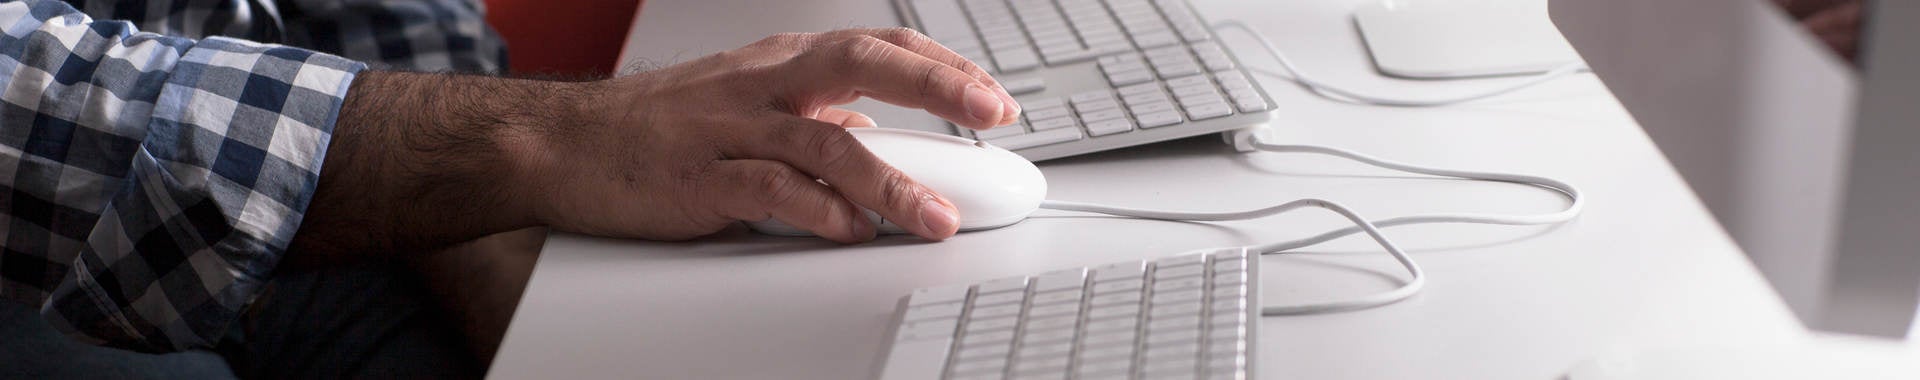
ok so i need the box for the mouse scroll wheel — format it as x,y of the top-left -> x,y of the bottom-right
973,140 -> 991,149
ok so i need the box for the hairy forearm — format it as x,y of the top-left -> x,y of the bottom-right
288,71 -> 585,266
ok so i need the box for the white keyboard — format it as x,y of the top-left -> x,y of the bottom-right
876,248 -> 1259,380
895,0 -> 1278,161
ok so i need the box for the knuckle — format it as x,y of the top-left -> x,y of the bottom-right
801,125 -> 861,172
878,27 -> 927,46
875,168 -> 920,211
832,36 -> 888,67
752,165 -> 804,208
762,32 -> 809,47
916,64 -> 948,99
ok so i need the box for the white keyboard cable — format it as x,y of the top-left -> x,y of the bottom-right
1037,128 -> 1583,315
1211,20 -> 1592,107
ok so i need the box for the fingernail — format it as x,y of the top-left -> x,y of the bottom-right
963,84 -> 1004,124
918,200 -> 960,239
847,209 -> 876,241
998,92 -> 1021,125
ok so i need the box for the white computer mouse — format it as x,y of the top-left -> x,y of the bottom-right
746,127 -> 1047,237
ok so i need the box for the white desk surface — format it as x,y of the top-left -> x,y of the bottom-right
488,0 -> 1807,378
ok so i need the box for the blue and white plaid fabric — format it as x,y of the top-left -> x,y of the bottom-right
0,0 -> 504,352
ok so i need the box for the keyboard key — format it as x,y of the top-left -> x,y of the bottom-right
1207,312 -> 1245,328
1034,268 -> 1088,292
1044,48 -> 1102,65
877,335 -> 953,380
1128,101 -> 1177,116
1155,254 -> 1206,268
1154,265 -> 1205,280
1028,302 -> 1081,319
1184,102 -> 1233,120
1153,277 -> 1206,292
1075,359 -> 1135,377
978,276 -> 1031,294
1021,327 -> 1079,345
961,329 -> 1015,348
998,50 -> 1043,72
1211,271 -> 1247,286
1031,117 -> 1078,132
1101,60 -> 1149,74
1082,339 -> 1136,360
898,318 -> 959,341
1087,303 -> 1142,319
1074,98 -> 1123,112
1099,53 -> 1143,66
1003,76 -> 1047,94
1086,118 -> 1135,137
1080,332 -> 1139,349
908,285 -> 969,307
1171,84 -> 1217,97
1020,97 -> 1065,111
1093,262 -> 1147,281
1235,98 -> 1272,113
1107,69 -> 1155,86
1029,107 -> 1073,121
956,343 -> 1013,361
971,303 -> 1024,319
1083,318 -> 1139,334
967,316 -> 1020,333
1145,339 -> 1200,357
974,124 -> 1028,139
1092,279 -> 1145,294
949,357 -> 1009,376
990,127 -> 1082,149
1069,91 -> 1114,104
1212,258 -> 1247,272
904,302 -> 964,322
1078,109 -> 1128,124
1118,82 -> 1163,96
1016,343 -> 1075,361
975,291 -> 1026,307
1090,290 -> 1143,305
1211,285 -> 1246,303
1150,289 -> 1204,305
1148,315 -> 1202,332
1030,289 -> 1084,306
1124,91 -> 1173,105
1150,302 -> 1203,319
1136,111 -> 1183,128
1155,62 -> 1202,78
1178,94 -> 1227,109
910,0 -> 977,41
1133,31 -> 1181,49
1163,75 -> 1212,88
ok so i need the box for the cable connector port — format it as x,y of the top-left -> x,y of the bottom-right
1224,125 -> 1276,153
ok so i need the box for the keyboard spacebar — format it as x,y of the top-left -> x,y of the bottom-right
910,0 -> 974,41
877,338 -> 953,380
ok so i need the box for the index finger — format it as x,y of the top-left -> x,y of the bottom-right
822,28 -> 1019,114
782,35 -> 1017,129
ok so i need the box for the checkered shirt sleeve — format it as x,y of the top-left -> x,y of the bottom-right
277,0 -> 508,73
0,0 -> 365,352
61,0 -> 507,73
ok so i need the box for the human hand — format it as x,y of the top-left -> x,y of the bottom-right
526,28 -> 1022,243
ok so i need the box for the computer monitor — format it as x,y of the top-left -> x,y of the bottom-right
1551,0 -> 1920,338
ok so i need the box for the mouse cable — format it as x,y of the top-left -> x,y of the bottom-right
1210,20 -> 1592,107
1038,128 -> 1583,315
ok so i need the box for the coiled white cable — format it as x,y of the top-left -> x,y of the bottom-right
1038,130 -> 1583,315
1211,20 -> 1591,107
